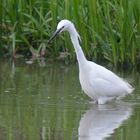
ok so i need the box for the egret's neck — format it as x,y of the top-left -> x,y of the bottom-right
69,25 -> 87,66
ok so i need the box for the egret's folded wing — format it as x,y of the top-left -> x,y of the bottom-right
89,74 -> 126,97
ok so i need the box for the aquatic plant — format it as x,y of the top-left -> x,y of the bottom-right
0,0 -> 140,66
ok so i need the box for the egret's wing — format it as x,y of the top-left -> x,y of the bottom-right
89,68 -> 126,97
90,78 -> 121,97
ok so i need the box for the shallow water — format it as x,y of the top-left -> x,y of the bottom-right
0,58 -> 140,140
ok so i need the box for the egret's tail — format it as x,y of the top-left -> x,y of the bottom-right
126,83 -> 134,94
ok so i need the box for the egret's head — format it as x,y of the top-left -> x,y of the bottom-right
57,19 -> 72,32
48,19 -> 73,43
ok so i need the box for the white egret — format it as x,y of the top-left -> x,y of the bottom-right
48,19 -> 134,104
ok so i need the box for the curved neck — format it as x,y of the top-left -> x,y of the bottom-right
69,25 -> 87,66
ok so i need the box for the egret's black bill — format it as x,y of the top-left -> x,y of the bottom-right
48,28 -> 62,44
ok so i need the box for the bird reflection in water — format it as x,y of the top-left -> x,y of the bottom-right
78,103 -> 132,140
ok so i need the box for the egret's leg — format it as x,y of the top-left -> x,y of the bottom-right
98,97 -> 114,105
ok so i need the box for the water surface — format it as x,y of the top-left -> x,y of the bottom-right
0,58 -> 140,140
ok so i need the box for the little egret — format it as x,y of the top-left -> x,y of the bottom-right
48,19 -> 134,104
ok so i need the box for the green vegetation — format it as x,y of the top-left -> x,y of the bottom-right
0,0 -> 140,66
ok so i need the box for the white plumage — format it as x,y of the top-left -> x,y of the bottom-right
48,19 -> 134,104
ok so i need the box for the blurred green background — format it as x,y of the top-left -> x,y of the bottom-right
0,0 -> 140,66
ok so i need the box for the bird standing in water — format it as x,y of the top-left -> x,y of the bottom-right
48,19 -> 134,104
